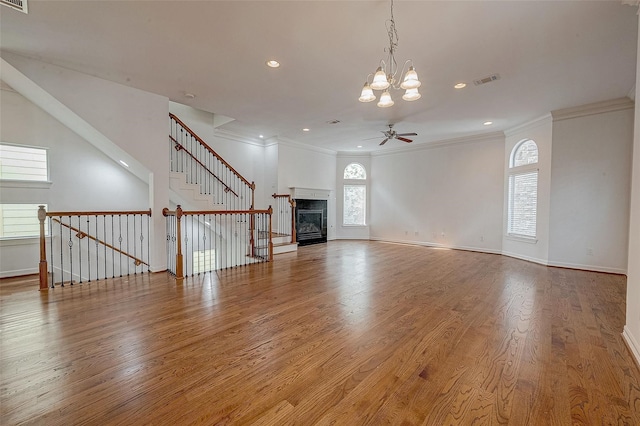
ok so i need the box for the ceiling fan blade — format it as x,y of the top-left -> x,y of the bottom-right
379,138 -> 390,146
396,132 -> 418,136
396,136 -> 413,143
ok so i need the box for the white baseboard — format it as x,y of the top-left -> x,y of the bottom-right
623,326 -> 640,367
546,260 -> 626,275
368,237 -> 502,255
0,268 -> 38,279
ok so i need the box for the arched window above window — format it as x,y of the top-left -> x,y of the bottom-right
511,139 -> 538,168
344,163 -> 366,180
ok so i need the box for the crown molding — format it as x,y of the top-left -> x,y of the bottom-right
212,128 -> 265,147
551,97 -> 634,122
504,114 -> 552,137
371,131 -> 505,157
337,151 -> 372,158
271,136 -> 337,156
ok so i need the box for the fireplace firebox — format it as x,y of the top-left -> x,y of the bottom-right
295,199 -> 327,245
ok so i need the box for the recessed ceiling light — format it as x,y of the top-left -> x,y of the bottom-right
266,60 -> 280,68
483,121 -> 493,126
302,128 -> 310,132
119,160 -> 129,168
357,145 -> 363,148
259,135 -> 264,139
454,83 -> 466,89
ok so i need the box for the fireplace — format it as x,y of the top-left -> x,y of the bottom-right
295,199 -> 327,245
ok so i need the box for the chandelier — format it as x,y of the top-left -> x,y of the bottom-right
358,0 -> 421,108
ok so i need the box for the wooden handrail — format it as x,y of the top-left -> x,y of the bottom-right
163,208 -> 272,216
46,209 -> 151,217
51,218 -> 149,267
169,113 -> 252,188
169,135 -> 239,197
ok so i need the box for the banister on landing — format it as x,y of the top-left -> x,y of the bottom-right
38,206 -> 152,290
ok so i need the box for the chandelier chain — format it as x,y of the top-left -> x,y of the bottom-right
385,0 -> 399,77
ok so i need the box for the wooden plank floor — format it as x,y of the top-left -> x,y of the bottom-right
1,241 -> 639,425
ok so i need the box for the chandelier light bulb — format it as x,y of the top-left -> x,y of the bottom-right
371,67 -> 390,90
400,66 -> 421,90
377,90 -> 394,108
402,87 -> 421,101
359,82 -> 376,102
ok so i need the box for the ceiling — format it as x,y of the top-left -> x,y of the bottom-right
1,1 -> 638,153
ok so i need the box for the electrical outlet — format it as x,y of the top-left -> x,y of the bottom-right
414,231 -> 419,236
480,236 -> 484,242
586,248 -> 594,256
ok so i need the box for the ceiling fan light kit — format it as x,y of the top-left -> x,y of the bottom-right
359,0 -> 421,107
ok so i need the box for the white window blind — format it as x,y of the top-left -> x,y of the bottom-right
0,144 -> 48,181
0,204 -> 47,238
508,171 -> 538,238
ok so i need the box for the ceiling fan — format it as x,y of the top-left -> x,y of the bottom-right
378,124 -> 417,146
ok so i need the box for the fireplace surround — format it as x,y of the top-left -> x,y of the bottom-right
290,187 -> 330,246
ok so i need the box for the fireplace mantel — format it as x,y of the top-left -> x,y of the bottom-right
290,187 -> 331,200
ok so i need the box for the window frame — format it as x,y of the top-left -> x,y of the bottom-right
342,163 -> 367,227
0,203 -> 48,240
507,139 -> 539,241
0,142 -> 50,183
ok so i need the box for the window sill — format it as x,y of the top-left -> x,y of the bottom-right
0,180 -> 52,190
505,234 -> 538,244
342,224 -> 368,228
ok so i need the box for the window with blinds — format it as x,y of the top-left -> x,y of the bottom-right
0,204 -> 47,238
0,144 -> 48,181
508,140 -> 539,239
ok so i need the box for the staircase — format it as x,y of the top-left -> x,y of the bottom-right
168,113 -> 297,258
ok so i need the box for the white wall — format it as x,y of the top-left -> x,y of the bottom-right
3,52 -> 170,272
336,154 -> 371,240
548,101 -> 634,274
0,86 -> 148,277
277,142 -> 337,240
502,116 -> 553,264
624,13 -> 640,366
370,133 -> 505,253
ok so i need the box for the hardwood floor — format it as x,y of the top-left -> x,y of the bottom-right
1,241 -> 639,425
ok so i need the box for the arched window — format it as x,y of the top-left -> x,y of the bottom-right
344,163 -> 366,180
508,140 -> 539,238
343,163 -> 366,226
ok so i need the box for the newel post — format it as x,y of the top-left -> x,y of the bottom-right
38,205 -> 48,290
290,198 -> 296,245
175,205 -> 184,282
268,206 -> 274,262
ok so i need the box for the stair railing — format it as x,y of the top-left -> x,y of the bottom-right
169,113 -> 255,211
163,205 -> 273,282
38,206 -> 152,290
272,193 -> 296,244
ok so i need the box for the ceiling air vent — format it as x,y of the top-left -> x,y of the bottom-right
473,73 -> 500,86
1,0 -> 27,13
